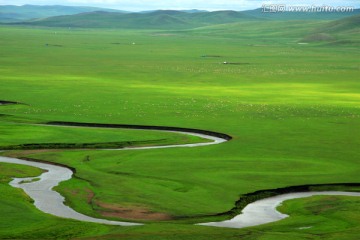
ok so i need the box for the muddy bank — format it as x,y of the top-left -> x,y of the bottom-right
46,121 -> 232,141
1,139 -> 170,150
0,100 -> 21,105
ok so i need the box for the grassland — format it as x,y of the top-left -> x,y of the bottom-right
0,15 -> 359,239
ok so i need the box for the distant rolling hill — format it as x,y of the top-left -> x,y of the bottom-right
184,10 -> 262,25
10,10 -> 260,29
0,4 -> 126,22
3,5 -> 360,30
298,14 -> 360,44
320,14 -> 360,33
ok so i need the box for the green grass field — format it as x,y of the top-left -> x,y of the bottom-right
0,15 -> 359,239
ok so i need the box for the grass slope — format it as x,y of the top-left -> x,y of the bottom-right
299,14 -> 360,45
320,14 -> 360,33
183,17 -> 360,46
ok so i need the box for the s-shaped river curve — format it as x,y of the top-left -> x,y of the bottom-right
0,123 -> 229,226
1,121 -> 359,228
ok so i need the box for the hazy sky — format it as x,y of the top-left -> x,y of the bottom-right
0,0 -> 359,11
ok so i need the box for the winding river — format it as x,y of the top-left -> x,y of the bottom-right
0,128 -> 227,226
0,156 -> 140,226
198,191 -> 360,228
0,122 -> 359,228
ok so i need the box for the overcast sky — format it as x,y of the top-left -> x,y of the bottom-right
0,0 -> 359,11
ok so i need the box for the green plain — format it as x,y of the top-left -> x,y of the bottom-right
0,17 -> 359,239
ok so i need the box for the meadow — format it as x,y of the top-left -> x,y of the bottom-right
0,17 -> 359,239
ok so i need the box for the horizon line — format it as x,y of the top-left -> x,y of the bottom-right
1,3 -> 359,13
